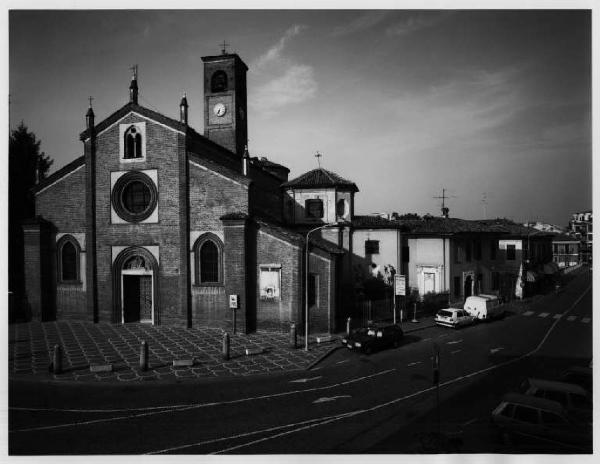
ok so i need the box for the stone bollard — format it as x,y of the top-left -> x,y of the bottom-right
139,340 -> 148,371
346,317 -> 352,335
222,332 -> 230,361
52,344 -> 63,374
290,323 -> 297,349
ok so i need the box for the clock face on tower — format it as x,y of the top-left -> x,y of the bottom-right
213,102 -> 227,117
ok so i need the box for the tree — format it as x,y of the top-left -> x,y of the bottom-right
8,123 -> 53,304
392,212 -> 422,220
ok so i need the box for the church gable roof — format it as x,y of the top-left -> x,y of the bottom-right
79,102 -> 188,140
33,155 -> 85,194
282,168 -> 359,192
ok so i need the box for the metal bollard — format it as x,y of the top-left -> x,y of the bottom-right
222,332 -> 230,361
52,344 -> 62,374
289,323 -> 297,349
139,340 -> 148,371
411,302 -> 419,323
346,317 -> 352,335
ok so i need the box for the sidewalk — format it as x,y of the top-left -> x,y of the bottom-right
8,321 -> 335,383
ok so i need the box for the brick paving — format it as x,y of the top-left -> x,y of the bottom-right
8,321 -> 336,383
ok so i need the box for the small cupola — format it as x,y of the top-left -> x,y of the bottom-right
179,93 -> 188,124
129,65 -> 138,104
242,144 -> 250,176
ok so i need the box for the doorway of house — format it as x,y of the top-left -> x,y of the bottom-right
424,272 -> 435,294
464,275 -> 473,298
122,273 -> 153,323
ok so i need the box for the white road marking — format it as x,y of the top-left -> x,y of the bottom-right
290,376 -> 323,383
422,338 -> 432,342
150,284 -> 593,455
553,314 -> 563,319
407,362 -> 422,367
538,312 -> 549,318
447,339 -> 463,345
313,395 -> 351,404
567,316 -> 577,322
490,347 -> 504,354
523,311 -> 535,316
581,317 -> 591,324
451,350 -> 462,355
461,418 -> 478,427
336,360 -> 350,365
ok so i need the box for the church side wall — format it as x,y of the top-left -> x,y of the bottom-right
189,161 -> 249,327
35,166 -> 87,320
94,114 -> 188,326
255,229 -> 301,332
248,168 -> 283,222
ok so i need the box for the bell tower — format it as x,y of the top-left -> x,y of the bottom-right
202,48 -> 248,156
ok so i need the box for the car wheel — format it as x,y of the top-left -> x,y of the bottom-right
501,431 -> 513,446
393,340 -> 399,348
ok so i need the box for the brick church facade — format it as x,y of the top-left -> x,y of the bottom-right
22,51 -> 348,334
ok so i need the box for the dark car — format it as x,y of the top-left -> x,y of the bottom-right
559,366 -> 592,393
341,324 -> 403,354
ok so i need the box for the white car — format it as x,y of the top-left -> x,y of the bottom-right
435,308 -> 476,328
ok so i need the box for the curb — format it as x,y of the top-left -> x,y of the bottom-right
403,321 -> 436,333
306,345 -> 344,370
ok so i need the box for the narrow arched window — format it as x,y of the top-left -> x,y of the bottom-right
194,234 -> 223,285
57,235 -> 80,283
200,241 -> 219,283
124,126 -> 142,159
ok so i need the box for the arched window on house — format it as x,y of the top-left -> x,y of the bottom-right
194,234 -> 223,285
124,125 -> 142,159
57,235 -> 80,282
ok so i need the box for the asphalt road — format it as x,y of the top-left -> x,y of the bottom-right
9,270 -> 593,454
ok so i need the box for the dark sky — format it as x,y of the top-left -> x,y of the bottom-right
9,8 -> 592,226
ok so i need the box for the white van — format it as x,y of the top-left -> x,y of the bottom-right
464,294 -> 503,321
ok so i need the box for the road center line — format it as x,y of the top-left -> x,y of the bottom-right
447,339 -> 462,345
538,312 -> 549,318
451,349 -> 462,355
10,369 -> 396,427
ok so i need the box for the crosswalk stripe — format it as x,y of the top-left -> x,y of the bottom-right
581,317 -> 591,324
538,312 -> 549,318
566,316 -> 577,322
553,314 -> 563,319
523,311 -> 535,316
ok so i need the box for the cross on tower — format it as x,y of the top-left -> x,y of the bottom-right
88,96 -> 94,108
315,151 -> 322,168
130,64 -> 138,79
220,40 -> 230,55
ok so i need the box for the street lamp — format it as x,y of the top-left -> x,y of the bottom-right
305,222 -> 339,351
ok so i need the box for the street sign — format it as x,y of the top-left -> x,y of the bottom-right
395,274 -> 406,296
229,294 -> 239,309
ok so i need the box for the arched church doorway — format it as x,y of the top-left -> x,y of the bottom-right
464,275 -> 473,299
113,247 -> 159,324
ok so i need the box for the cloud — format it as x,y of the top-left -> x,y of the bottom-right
331,11 -> 389,37
254,24 -> 306,71
386,12 -> 451,37
253,65 -> 317,115
250,25 -> 317,116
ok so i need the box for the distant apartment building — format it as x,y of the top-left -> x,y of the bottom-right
552,234 -> 580,268
569,211 -> 592,264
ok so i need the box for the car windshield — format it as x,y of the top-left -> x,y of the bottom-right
437,310 -> 453,317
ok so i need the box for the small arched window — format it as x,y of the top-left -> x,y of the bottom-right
211,70 -> 228,93
194,234 -> 223,285
57,235 -> 80,283
124,125 -> 142,159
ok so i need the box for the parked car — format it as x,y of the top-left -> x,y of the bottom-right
341,324 -> 403,354
519,378 -> 592,424
491,393 -> 592,450
434,308 -> 476,329
559,366 -> 592,393
463,294 -> 504,321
